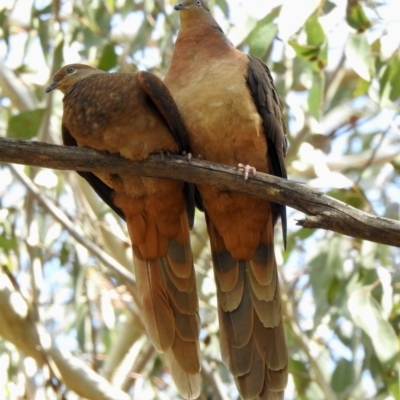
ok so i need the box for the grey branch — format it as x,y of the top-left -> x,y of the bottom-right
1,137 -> 399,247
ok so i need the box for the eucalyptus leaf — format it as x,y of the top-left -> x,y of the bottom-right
346,33 -> 373,81
346,0 -> 371,32
247,10 -> 279,58
308,70 -> 324,120
98,43 -> 118,71
305,14 -> 325,47
348,288 -> 398,365
331,359 -> 355,394
289,42 -> 320,62
228,16 -> 257,47
7,109 -> 45,139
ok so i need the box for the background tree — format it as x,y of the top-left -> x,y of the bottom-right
0,0 -> 399,399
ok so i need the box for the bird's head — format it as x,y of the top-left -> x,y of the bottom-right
174,0 -> 223,33
45,64 -> 102,94
174,0 -> 211,17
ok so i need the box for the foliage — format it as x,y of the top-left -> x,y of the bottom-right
0,0 -> 399,399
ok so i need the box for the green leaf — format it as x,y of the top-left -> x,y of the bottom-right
97,43 -> 118,71
345,33 -> 373,81
7,109 -> 45,139
290,39 -> 327,70
248,23 -> 277,58
53,34 -> 64,72
380,63 -> 392,103
81,26 -> 106,55
303,14 -> 328,68
346,0 -> 371,33
0,9 -> 10,46
360,240 -> 378,270
247,8 -> 280,58
389,56 -> 400,101
37,16 -> 50,59
328,187 -> 369,210
0,225 -> 17,252
279,0 -> 321,40
327,276 -> 341,305
104,0 -> 115,13
229,16 -> 257,47
308,70 -> 325,120
388,369 -> 400,400
289,358 -> 310,395
144,0 -> 155,14
289,42 -> 320,62
353,77 -> 370,98
348,287 -> 399,365
82,0 -> 100,33
305,14 -> 325,47
215,0 -> 229,17
322,0 -> 336,14
326,236 -> 344,277
309,239 -> 336,325
380,55 -> 400,102
331,358 -> 355,394
95,1 -> 112,34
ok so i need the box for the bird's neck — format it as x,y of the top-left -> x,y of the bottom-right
179,11 -> 231,47
167,15 -> 232,80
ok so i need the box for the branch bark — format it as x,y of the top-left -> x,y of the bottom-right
1,137 -> 399,247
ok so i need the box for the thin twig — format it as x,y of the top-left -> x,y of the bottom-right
8,163 -> 136,285
280,275 -> 338,400
201,360 -> 231,400
354,121 -> 392,186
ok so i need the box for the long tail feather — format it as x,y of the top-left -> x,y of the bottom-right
129,209 -> 201,399
208,216 -> 288,400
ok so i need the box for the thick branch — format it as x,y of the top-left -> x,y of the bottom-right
1,137 -> 399,247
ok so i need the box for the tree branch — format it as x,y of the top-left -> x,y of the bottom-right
7,162 -> 136,286
0,270 -> 130,400
1,137 -> 399,247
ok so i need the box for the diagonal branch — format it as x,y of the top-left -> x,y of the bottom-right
0,137 -> 399,247
7,162 -> 136,287
0,270 -> 131,400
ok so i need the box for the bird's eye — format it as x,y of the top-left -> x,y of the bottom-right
66,67 -> 76,74
195,0 -> 201,6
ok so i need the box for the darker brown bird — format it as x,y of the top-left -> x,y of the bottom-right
164,1 -> 288,399
46,64 -> 201,399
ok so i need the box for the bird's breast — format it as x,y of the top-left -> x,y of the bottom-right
166,54 -> 268,171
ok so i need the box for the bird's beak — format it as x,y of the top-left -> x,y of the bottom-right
45,81 -> 58,93
174,2 -> 186,11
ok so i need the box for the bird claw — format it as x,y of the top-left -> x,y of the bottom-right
182,151 -> 193,164
238,163 -> 257,181
159,151 -> 171,162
